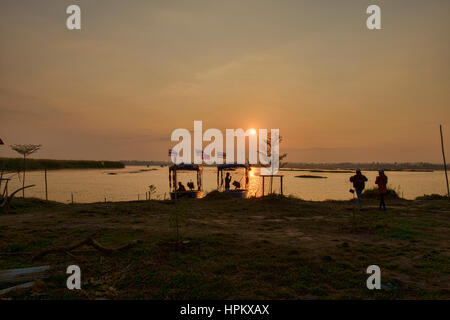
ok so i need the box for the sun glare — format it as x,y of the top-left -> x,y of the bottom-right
249,128 -> 257,135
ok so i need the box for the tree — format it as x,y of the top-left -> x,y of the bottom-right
10,144 -> 41,198
169,201 -> 187,245
148,185 -> 157,200
260,135 -> 287,194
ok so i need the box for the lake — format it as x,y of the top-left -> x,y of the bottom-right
4,166 -> 448,203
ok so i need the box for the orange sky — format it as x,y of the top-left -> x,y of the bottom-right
1,0 -> 449,162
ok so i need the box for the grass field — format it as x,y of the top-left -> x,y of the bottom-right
0,196 -> 449,299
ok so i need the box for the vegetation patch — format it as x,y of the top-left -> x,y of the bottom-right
295,175 -> 327,179
0,157 -> 124,171
0,197 -> 448,299
362,187 -> 401,200
416,194 -> 449,200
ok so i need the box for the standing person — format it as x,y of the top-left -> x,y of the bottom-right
225,172 -> 232,190
349,168 -> 368,209
375,169 -> 388,211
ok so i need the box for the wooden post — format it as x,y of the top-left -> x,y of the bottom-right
104,196 -> 106,203
440,125 -> 450,197
270,175 -> 273,194
280,175 -> 283,196
174,171 -> 178,200
71,193 -> 74,204
22,155 -> 26,198
262,176 -> 265,197
44,169 -> 48,201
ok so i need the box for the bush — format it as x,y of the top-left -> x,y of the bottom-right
362,187 -> 401,199
415,194 -> 449,200
203,190 -> 233,200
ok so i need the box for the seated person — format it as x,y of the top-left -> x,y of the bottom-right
232,180 -> 241,190
187,181 -> 195,191
177,182 -> 186,192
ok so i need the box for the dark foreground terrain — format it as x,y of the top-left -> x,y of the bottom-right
0,195 -> 449,299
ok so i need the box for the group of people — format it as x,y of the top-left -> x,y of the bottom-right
177,181 -> 196,192
224,172 -> 242,190
349,168 -> 388,210
176,172 -> 240,192
176,168 -> 389,208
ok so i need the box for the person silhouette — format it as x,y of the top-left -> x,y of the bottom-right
349,168 -> 368,209
375,169 -> 388,211
225,172 -> 232,190
177,182 -> 186,192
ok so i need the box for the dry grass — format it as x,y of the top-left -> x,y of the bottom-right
0,196 -> 449,299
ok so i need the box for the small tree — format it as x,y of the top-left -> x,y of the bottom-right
260,136 -> 287,194
169,201 -> 187,244
10,144 -> 41,198
148,185 -> 157,200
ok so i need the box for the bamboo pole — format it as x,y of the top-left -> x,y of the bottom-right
262,176 -> 265,196
44,169 -> 48,201
440,125 -> 450,197
174,171 -> 178,200
22,155 -> 26,198
280,175 -> 284,196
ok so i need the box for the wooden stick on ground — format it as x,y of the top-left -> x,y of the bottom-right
32,236 -> 140,261
0,265 -> 50,284
0,281 -> 35,296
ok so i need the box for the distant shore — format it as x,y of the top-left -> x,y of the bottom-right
281,168 -> 435,173
0,158 -> 124,171
122,160 -> 444,172
1,157 -> 444,172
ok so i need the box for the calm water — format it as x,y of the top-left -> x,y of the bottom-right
5,166 -> 448,203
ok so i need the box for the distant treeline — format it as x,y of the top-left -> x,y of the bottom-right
283,162 -> 445,171
0,158 -> 124,171
121,160 -> 444,171
121,160 -> 170,166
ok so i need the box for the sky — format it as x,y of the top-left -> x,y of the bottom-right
1,0 -> 449,163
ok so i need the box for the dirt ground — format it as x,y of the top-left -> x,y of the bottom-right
0,195 -> 449,299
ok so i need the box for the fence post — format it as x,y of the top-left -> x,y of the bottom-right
280,176 -> 283,196
440,125 -> 450,197
44,169 -> 48,201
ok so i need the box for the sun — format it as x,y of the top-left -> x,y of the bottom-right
249,128 -> 257,135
